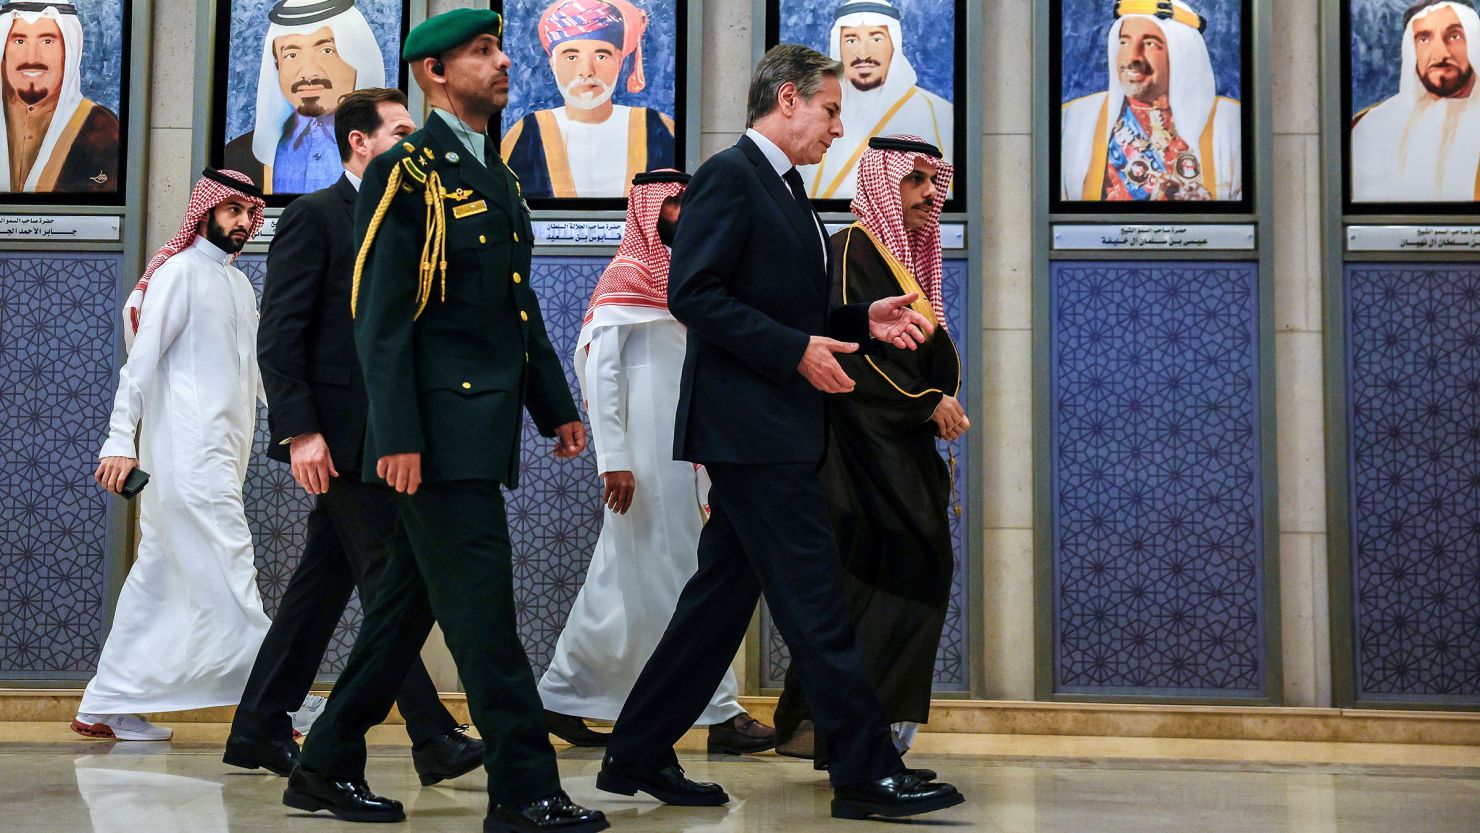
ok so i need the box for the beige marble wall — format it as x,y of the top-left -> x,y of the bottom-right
134,0 -> 1338,706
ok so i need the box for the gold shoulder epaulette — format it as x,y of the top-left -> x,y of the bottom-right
351,137 -> 450,322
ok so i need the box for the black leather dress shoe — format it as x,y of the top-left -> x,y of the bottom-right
706,712 -> 776,754
223,733 -> 299,777
484,791 -> 609,833
282,765 -> 405,822
831,771 -> 964,820
596,755 -> 728,806
544,710 -> 610,747
413,724 -> 485,786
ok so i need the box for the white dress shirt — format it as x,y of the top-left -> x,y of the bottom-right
744,128 -> 828,260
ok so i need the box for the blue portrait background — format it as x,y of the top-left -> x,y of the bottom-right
1060,0 -> 1244,103
223,0 -> 404,143
499,0 -> 679,135
1349,0 -> 1424,115
774,0 -> 955,102
71,0 -> 126,114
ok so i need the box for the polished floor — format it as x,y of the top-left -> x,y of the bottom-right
2,726 -> 1477,832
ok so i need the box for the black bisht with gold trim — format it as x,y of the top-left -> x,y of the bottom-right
350,113 -> 578,486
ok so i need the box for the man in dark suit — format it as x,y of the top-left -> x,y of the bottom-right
227,87 -> 483,786
595,44 -> 965,822
282,10 -> 606,833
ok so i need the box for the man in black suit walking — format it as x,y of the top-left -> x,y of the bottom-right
225,87 -> 483,786
596,44 -> 965,821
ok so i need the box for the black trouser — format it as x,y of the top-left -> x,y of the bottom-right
299,480 -> 560,805
606,462 -> 902,787
232,472 -> 456,746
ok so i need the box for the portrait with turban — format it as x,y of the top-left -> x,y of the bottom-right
1057,0 -> 1247,204
215,0 -> 404,199
500,0 -> 681,201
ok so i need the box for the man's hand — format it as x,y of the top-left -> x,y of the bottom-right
94,456 -> 138,494
377,452 -> 422,494
932,394 -> 971,441
289,433 -> 339,495
868,293 -> 934,350
798,336 -> 858,393
602,470 -> 636,514
554,421 -> 587,459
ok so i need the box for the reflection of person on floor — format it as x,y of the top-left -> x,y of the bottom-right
539,170 -> 776,755
225,87 -> 483,785
282,10 -> 607,832
74,750 -> 230,833
79,170 -> 272,743
774,136 -> 964,765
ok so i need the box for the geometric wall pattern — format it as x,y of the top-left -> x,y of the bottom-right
759,258 -> 974,691
1050,260 -> 1267,697
0,253 -> 122,677
235,255 -> 356,677
1345,263 -> 1480,704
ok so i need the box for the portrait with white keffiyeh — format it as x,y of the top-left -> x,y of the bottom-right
212,0 -> 406,200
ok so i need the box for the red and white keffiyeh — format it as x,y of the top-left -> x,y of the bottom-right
123,168 -> 266,349
850,134 -> 954,329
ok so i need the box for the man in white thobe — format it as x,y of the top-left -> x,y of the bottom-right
538,170 -> 775,755
79,169 -> 272,741
1060,0 -> 1242,201
797,0 -> 954,200
1351,0 -> 1480,202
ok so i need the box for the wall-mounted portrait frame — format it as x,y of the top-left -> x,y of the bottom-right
0,0 -> 132,206
763,0 -> 969,214
1343,0 -> 1480,215
207,0 -> 412,207
1049,0 -> 1255,213
494,0 -> 692,212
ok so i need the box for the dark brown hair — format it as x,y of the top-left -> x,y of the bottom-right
334,87 -> 410,162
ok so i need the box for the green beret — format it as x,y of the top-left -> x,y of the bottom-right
402,8 -> 504,62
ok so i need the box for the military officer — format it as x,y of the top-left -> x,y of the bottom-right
282,10 -> 608,833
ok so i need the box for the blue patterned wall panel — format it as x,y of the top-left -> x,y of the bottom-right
1345,263 -> 1480,704
760,258 -> 974,691
1050,260 -> 1267,697
0,253 -> 121,677
235,255 -> 357,677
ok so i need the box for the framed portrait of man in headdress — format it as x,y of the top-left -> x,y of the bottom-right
1346,0 -> 1480,210
209,0 -> 408,202
0,0 -> 129,202
1052,0 -> 1253,211
498,0 -> 687,207
766,0 -> 965,211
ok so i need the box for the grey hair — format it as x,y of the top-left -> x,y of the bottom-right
745,44 -> 844,128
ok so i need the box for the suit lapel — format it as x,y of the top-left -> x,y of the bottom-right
738,136 -> 826,280
426,116 -> 514,214
333,173 -> 356,223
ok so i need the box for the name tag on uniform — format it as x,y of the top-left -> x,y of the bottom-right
452,200 -> 488,219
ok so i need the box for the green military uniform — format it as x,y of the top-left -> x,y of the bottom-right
297,40 -> 579,807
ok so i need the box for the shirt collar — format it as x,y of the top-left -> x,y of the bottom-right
432,108 -> 487,165
745,128 -> 793,177
190,235 -> 235,264
344,169 -> 362,191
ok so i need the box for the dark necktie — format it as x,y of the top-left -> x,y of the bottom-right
783,167 -> 824,257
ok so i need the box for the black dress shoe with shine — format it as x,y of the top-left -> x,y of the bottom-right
413,724 -> 485,786
223,733 -> 299,777
544,710 -> 611,747
831,770 -> 964,820
483,791 -> 609,833
595,755 -> 728,806
706,712 -> 776,754
282,765 -> 405,822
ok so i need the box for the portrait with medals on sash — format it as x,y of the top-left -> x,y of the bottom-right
210,0 -> 408,202
499,0 -> 686,206
1347,0 -> 1480,208
1054,0 -> 1251,208
767,0 -> 963,208
0,0 -> 128,201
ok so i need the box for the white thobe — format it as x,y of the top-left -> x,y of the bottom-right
539,317 -> 743,724
83,236 -> 271,714
552,105 -> 632,198
1351,94 -> 1480,203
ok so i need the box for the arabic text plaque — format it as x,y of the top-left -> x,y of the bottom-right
0,215 -> 121,242
1346,226 -> 1480,253
533,221 -> 626,247
1052,223 -> 1256,251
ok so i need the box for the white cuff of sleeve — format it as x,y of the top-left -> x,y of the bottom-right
597,451 -> 630,474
